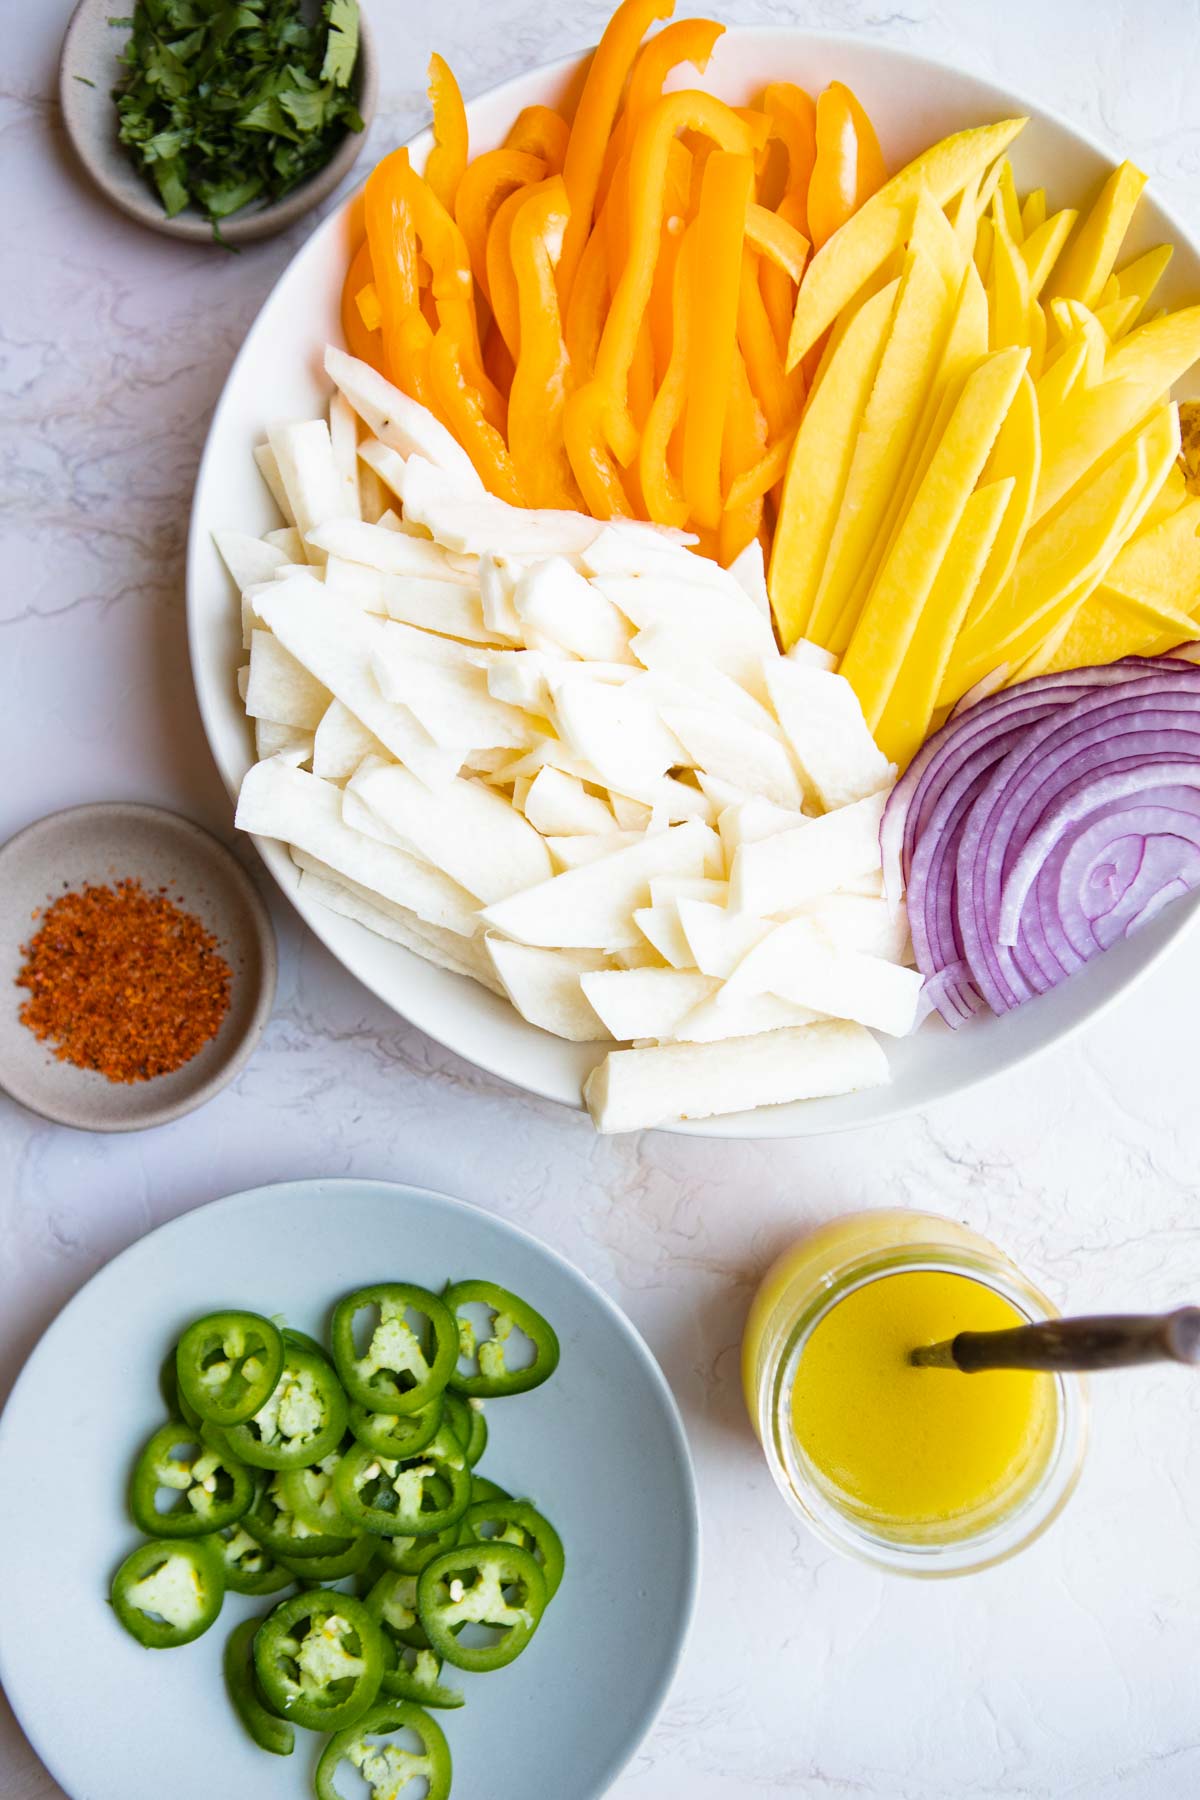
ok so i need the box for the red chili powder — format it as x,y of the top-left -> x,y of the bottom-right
16,878 -> 233,1083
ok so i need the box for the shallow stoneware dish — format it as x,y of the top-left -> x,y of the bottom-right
0,801 -> 276,1131
187,29 -> 1200,1135
58,0 -> 379,245
0,1177 -> 700,1800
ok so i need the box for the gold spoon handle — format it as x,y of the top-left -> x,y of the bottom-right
910,1307 -> 1200,1373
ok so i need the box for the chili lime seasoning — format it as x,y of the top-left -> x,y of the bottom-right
16,879 -> 232,1083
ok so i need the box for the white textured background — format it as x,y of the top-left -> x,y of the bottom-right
5,3 -> 1200,1796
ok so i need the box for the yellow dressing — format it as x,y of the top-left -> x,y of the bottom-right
791,1269 -> 1054,1528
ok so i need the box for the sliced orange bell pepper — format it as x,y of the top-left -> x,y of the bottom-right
647,139 -> 693,379
428,329 -> 522,502
807,80 -> 886,250
454,148 -> 546,298
564,378 -> 635,519
762,83 -> 816,226
737,247 -> 796,440
725,433 -> 792,514
682,149 -> 755,530
629,312 -> 657,431
744,203 -> 809,282
563,215 -> 612,379
597,16 -> 724,211
341,237 -> 382,367
483,322 -> 516,399
505,105 -> 571,172
760,189 -> 808,358
363,148 -> 429,399
509,178 -> 583,509
585,90 -> 768,467
485,183 -> 532,361
425,54 -> 469,216
719,354 -> 768,566
639,224 -> 696,529
396,162 -> 504,430
558,0 -> 676,308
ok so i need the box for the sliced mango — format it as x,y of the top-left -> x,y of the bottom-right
964,370 -> 1041,628
1020,188 -> 1047,237
767,278 -> 899,647
1045,159 -> 1147,309
1116,243 -> 1173,325
839,345 -> 1028,725
786,116 -> 1027,367
877,476 -> 1014,766
1022,208 -> 1078,297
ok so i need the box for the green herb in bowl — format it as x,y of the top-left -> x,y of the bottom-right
111,0 -> 363,238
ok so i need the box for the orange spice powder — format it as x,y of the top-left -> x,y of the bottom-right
17,879 -> 233,1084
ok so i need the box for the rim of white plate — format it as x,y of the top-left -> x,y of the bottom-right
186,27 -> 1200,1137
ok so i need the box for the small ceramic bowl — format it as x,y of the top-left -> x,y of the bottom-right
57,0 -> 378,245
0,803 -> 276,1132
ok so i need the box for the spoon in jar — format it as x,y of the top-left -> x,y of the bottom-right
910,1306 -> 1200,1372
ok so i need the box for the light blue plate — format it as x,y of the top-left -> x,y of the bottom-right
0,1179 -> 699,1800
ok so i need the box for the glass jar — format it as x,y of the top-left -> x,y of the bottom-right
741,1209 -> 1089,1577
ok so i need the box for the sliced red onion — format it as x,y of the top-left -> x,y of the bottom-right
882,656 -> 1200,1026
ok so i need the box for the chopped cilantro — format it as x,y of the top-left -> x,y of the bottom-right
111,0 -> 362,243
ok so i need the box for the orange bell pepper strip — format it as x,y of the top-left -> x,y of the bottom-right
598,16 -> 726,208
564,216 -> 611,380
759,189 -> 807,358
564,379 -> 635,519
762,83 -> 816,228
485,183 -> 532,361
505,106 -> 571,173
363,148 -> 430,400
719,351 -> 768,559
737,247 -> 796,441
425,54 -> 469,216
744,203 -> 809,282
557,0 -> 676,309
647,139 -> 693,380
341,238 -> 382,367
483,322 -> 516,400
509,178 -> 583,510
725,433 -> 792,515
807,80 -> 887,250
395,161 -> 505,432
629,313 -> 656,432
428,329 -> 522,503
682,150 -> 755,530
585,90 -> 769,467
454,148 -> 546,298
639,224 -> 696,529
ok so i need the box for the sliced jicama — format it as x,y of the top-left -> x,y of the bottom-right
583,1022 -> 890,1132
513,558 -> 635,663
254,582 -> 464,786
479,821 -> 719,949
307,518 -> 478,586
236,757 -> 478,936
348,759 -> 553,902
727,538 -> 772,622
215,529 -> 292,594
721,918 -> 924,1036
298,866 -> 504,994
676,898 -> 772,979
324,557 -> 500,643
662,706 -> 805,811
254,442 -> 295,526
328,390 -> 362,520
255,720 -> 314,763
671,989 -> 822,1043
545,831 -> 644,869
523,767 -> 617,837
311,700 -> 385,783
633,905 -> 695,969
729,792 -> 888,914
717,796 -> 808,858
373,647 -> 530,751
401,456 -> 601,556
484,938 -> 612,1040
244,630 -> 330,728
551,674 -> 687,802
788,894 -> 912,963
267,420 -> 353,565
579,968 -> 719,1040
324,346 -> 483,490
765,663 -> 896,810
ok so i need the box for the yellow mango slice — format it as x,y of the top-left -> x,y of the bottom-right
786,117 -> 1027,367
1097,272 -> 1122,309
1026,295 -> 1048,380
836,261 -> 991,642
1105,497 -> 1200,608
1022,209 -> 1080,298
767,279 -> 900,647
1045,160 -> 1148,309
964,371 -> 1041,628
945,405 -> 1179,692
1106,304 -> 1200,391
1039,586 -> 1196,674
1116,243 -> 1173,324
948,171 -> 982,257
1035,376 -> 1154,522
1094,294 -> 1143,340
1141,461 -> 1188,526
839,345 -> 1029,725
988,202 -> 1031,351
877,476 -> 1015,767
1020,188 -> 1047,236
994,159 -> 1021,242
809,230 -> 960,651
974,213 -> 994,287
